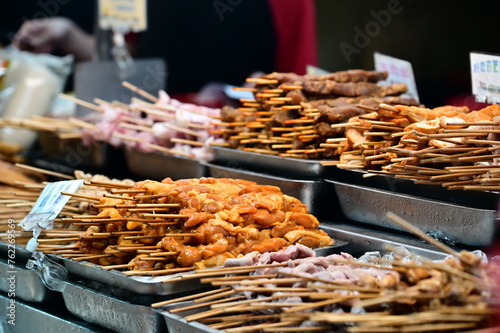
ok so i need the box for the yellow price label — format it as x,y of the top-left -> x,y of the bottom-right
99,0 -> 147,32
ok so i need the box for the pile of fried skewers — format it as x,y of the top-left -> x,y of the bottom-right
153,213 -> 500,332
30,177 -> 333,273
214,70 -> 421,159
321,103 -> 500,192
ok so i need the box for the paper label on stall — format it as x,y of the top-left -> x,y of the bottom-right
99,0 -> 147,32
374,52 -> 419,103
19,180 -> 84,233
306,65 -> 330,76
470,52 -> 500,104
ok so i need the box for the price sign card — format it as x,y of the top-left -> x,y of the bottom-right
19,180 -> 83,251
374,52 -> 419,103
99,0 -> 147,32
470,52 -> 500,104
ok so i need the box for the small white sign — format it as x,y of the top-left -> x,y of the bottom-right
374,52 -> 419,103
99,0 -> 147,32
470,52 -> 500,104
20,180 -> 84,251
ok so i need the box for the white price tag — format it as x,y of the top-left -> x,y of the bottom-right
374,52 -> 419,103
470,52 -> 500,104
19,180 -> 84,251
99,0 -> 147,32
306,65 -> 330,76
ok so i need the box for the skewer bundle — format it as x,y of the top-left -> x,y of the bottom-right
325,103 -> 500,191
157,214 -> 500,332
0,115 -> 85,140
61,82 -> 224,160
215,70 -> 421,159
0,164 -> 135,246
38,177 -> 333,274
0,82 -> 225,162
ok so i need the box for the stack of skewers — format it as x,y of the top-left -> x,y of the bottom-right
0,81 -> 225,162
214,70 -> 421,159
33,177 -> 334,274
0,163 -> 134,247
322,103 -> 500,192
154,213 -> 500,332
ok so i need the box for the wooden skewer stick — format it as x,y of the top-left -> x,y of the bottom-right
66,117 -> 96,130
42,250 -> 84,254
102,194 -> 137,201
73,254 -> 112,261
246,78 -> 279,85
146,143 -> 195,159
85,180 -> 132,188
59,93 -> 102,112
141,213 -> 189,218
15,163 -> 74,180
37,237 -> 81,243
171,296 -> 245,314
170,137 -> 204,147
148,251 -> 177,257
110,189 -> 147,194
101,263 -> 135,270
119,122 -> 152,132
122,81 -> 158,102
152,287 -> 232,308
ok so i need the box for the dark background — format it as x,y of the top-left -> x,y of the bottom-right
315,0 -> 500,108
2,1 -> 500,108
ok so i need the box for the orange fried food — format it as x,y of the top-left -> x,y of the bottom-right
77,177 -> 334,269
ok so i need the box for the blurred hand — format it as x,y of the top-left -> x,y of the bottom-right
12,17 -> 94,61
13,17 -> 73,54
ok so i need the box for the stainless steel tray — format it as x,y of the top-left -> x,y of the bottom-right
125,148 -> 207,180
326,180 -> 498,247
0,259 -> 61,303
0,242 -> 33,264
157,302 -> 220,333
54,255 -> 209,296
204,162 -> 339,219
38,132 -> 115,169
211,146 -> 334,179
0,293 -> 111,333
53,228 -> 345,299
155,223 -> 450,333
326,169 -> 499,210
319,222 -> 448,260
61,280 -> 166,333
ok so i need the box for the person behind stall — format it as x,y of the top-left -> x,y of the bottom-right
11,0 -> 317,107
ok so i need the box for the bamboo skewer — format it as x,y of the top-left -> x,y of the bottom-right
59,93 -> 102,112
15,163 -> 75,180
122,81 -> 159,102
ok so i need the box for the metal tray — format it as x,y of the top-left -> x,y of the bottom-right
326,180 -> 498,247
211,146 -> 336,179
0,242 -> 33,264
125,148 -> 207,181
319,222 -> 449,260
38,132 -> 117,169
157,302 -> 220,333
60,280 -> 167,333
53,255 -> 210,297
326,169 -> 499,210
155,223 -> 450,333
0,293 -> 112,333
0,259 -> 62,303
204,162 -> 340,219
52,226 -> 345,300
